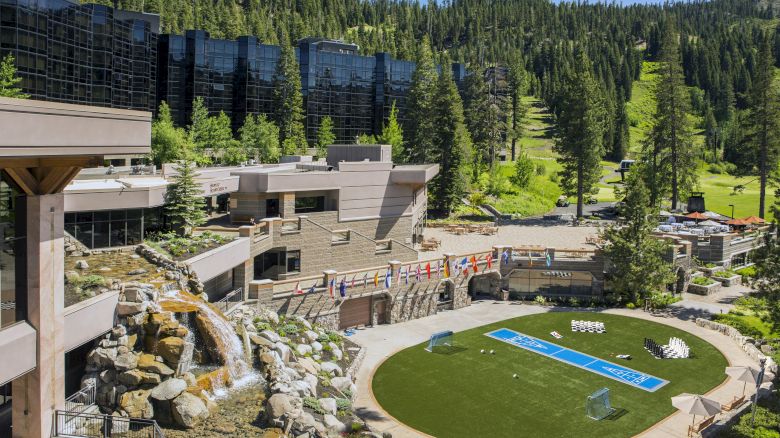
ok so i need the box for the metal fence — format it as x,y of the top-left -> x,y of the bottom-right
64,384 -> 96,414
53,410 -> 164,438
214,287 -> 244,314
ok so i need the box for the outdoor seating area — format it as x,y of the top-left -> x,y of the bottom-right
656,211 -> 768,237
443,223 -> 498,236
420,237 -> 441,251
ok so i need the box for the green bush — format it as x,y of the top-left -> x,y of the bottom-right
647,293 -> 682,309
692,276 -> 716,286
534,295 -> 546,306
626,302 -> 636,309
281,323 -> 299,334
568,297 -> 580,307
535,162 -> 546,176
336,398 -> 352,411
719,393 -> 780,438
468,191 -> 488,206
711,314 -> 763,339
303,396 -> 327,415
736,266 -> 757,279
70,274 -> 107,289
510,153 -> 535,188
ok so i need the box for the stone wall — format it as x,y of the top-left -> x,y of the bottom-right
695,318 -> 778,374
135,244 -> 205,295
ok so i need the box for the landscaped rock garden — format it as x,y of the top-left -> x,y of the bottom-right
231,305 -> 372,437
145,231 -> 235,262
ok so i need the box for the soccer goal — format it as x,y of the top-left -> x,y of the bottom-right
425,330 -> 454,352
586,387 -> 616,420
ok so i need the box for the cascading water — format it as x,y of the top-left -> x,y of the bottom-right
160,286 -> 260,398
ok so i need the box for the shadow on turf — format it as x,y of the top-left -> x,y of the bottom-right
605,408 -> 629,421
430,345 -> 468,355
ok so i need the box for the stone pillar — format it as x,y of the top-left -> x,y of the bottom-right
12,194 -> 65,438
281,192 -> 295,218
323,270 -> 338,296
234,257 -> 254,299
494,245 -> 512,272
388,260 -> 402,281
250,279 -> 274,308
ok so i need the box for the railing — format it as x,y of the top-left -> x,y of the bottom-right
280,218 -> 301,232
214,287 -> 244,314
64,384 -> 96,415
53,410 -> 164,438
253,222 -> 269,242
375,239 -> 392,253
331,229 -> 350,243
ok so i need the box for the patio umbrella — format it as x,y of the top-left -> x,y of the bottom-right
685,212 -> 708,221
725,366 -> 762,396
726,218 -> 749,226
742,216 -> 766,224
699,220 -> 720,226
671,393 -> 721,427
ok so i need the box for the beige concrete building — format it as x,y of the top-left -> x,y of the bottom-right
0,97 -> 152,437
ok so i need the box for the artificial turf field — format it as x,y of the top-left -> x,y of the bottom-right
372,312 -> 728,438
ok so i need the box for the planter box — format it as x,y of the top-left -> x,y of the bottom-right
711,274 -> 742,287
688,281 -> 722,296
700,266 -> 724,277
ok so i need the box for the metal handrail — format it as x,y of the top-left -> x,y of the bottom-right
53,410 -> 164,438
64,384 -> 96,414
215,287 -> 244,314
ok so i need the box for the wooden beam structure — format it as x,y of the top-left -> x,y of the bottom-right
0,156 -> 100,196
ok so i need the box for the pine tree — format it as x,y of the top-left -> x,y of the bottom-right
740,33 -> 780,219
316,116 -> 336,158
151,101 -> 191,166
273,36 -> 307,155
462,65 -> 502,175
378,101 -> 404,162
188,97 -> 210,151
507,55 -> 529,161
165,160 -> 206,235
703,103 -> 719,162
429,59 -> 472,215
643,23 -> 697,210
405,35 -> 438,164
600,171 -> 674,302
553,50 -> 606,219
609,89 -> 630,162
0,54 -> 27,99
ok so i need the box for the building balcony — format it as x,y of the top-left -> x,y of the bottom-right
0,321 -> 36,386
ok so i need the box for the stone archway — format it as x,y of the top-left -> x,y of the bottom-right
467,270 -> 502,300
674,267 -> 689,294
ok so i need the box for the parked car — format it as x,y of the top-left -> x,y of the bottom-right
556,196 -> 570,207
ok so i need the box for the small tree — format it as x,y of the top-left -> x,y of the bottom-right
378,101 -> 404,162
151,102 -> 191,166
240,114 -> 280,163
165,161 -> 206,235
316,116 -> 336,157
511,152 -> 534,188
0,54 -> 27,99
600,171 -> 675,303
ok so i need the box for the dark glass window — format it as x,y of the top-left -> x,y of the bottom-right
286,250 -> 300,273
294,196 -> 324,214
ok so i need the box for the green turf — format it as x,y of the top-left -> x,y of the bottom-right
372,312 -> 728,438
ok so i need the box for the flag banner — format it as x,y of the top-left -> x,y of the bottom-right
339,279 -> 347,298
404,267 -> 409,285
397,267 -> 402,283
471,255 -> 478,273
328,278 -> 335,299
351,275 -> 356,288
443,261 -> 450,278
502,250 -> 510,264
486,253 -> 493,269
373,272 -> 379,287
528,251 -> 533,267
546,250 -> 552,267
294,282 -> 303,295
416,265 -> 421,282
363,273 -> 368,288
426,262 -> 431,279
461,257 -> 468,269
308,283 -> 316,294
384,270 -> 392,288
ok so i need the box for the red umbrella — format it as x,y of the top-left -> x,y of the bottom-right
685,212 -> 707,220
742,216 -> 766,224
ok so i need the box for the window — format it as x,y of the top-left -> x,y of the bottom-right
286,250 -> 300,273
294,196 -> 325,214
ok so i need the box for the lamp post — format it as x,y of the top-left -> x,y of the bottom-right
751,357 -> 767,427
728,204 -> 735,219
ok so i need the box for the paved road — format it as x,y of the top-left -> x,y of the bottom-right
349,299 -> 761,438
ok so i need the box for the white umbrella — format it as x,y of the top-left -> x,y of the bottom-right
726,366 -> 762,396
671,393 -> 721,426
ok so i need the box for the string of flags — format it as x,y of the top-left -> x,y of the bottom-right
288,248 -> 555,298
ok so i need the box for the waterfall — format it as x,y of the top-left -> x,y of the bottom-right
160,288 -> 259,398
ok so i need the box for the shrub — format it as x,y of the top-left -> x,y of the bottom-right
282,323 -> 299,334
336,398 -> 352,411
736,266 -> 757,279
255,322 -> 272,332
568,297 -> 580,307
692,276 -> 716,286
534,295 -> 546,306
535,162 -> 546,176
711,314 -> 763,339
303,397 -> 326,415
468,191 -> 488,206
647,292 -> 682,309
626,302 -> 636,309
510,153 -> 535,188
548,171 -> 560,183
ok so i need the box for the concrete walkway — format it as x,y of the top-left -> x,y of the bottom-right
349,301 -> 762,438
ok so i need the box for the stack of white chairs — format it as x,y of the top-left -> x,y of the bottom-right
661,337 -> 690,359
571,320 -> 606,334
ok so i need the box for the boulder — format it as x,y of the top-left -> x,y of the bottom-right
297,357 -> 320,375
329,377 -> 353,393
171,392 -> 210,428
296,316 -> 312,330
137,354 -> 175,376
116,301 -> 148,317
291,411 -> 318,433
323,414 -> 346,434
320,362 -> 343,377
266,393 -> 297,420
181,372 -> 198,387
114,352 -> 138,371
150,378 -> 187,401
111,412 -> 130,434
303,373 -> 318,397
261,330 -> 281,343
75,260 -> 89,270
304,330 -> 319,342
259,351 -> 278,367
118,370 -> 160,386
88,347 -> 117,368
330,347 -> 343,361
290,380 -> 313,397
99,369 -> 117,384
118,390 -> 153,419
157,337 -> 186,364
273,342 -> 292,363
128,268 -> 148,275
295,344 -> 313,356
195,312 -> 230,365
249,334 -> 275,349
122,288 -> 148,303
310,341 -> 322,353
318,397 -> 337,416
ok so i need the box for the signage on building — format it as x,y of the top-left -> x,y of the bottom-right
201,178 -> 238,196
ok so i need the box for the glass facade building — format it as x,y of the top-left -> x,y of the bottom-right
64,207 -> 166,249
0,0 -> 159,112
157,32 -> 469,143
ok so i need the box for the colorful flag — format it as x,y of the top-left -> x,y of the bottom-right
351,275 -> 356,288
471,255 -> 479,273
528,251 -> 533,267
308,283 -> 316,294
363,273 -> 368,288
486,253 -> 493,269
502,250 -> 510,264
384,270 -> 391,288
339,278 -> 347,298
443,260 -> 450,278
416,264 -> 421,282
404,267 -> 409,285
293,281 -> 302,295
545,250 -> 552,267
373,271 -> 379,287
397,266 -> 402,283
328,278 -> 335,298
461,257 -> 468,269
425,262 -> 431,279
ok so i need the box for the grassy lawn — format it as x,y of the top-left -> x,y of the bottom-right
485,160 -> 562,217
519,96 -> 556,155
696,167 -> 777,222
373,312 -> 727,438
